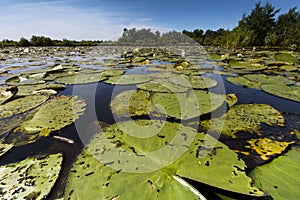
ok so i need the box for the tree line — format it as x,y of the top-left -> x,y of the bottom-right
1,1 -> 299,49
0,36 -> 102,47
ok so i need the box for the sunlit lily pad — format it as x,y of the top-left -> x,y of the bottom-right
104,74 -> 151,85
228,60 -> 267,71
275,52 -> 299,64
54,72 -> 107,84
261,84 -> 300,102
0,153 -> 63,199
200,104 -> 285,138
226,76 -> 261,89
0,86 -> 17,104
250,148 -> 300,199
17,83 -> 66,96
245,138 -> 294,161
137,79 -> 188,93
152,90 -> 226,120
168,75 -> 217,89
5,76 -> 45,86
226,93 -> 238,107
65,120 -> 265,198
0,140 -> 13,158
244,74 -> 295,85
0,95 -> 48,119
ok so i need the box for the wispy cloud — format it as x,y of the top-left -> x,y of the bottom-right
0,0 -> 157,40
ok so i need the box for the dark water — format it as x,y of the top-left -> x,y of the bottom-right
0,68 -> 299,199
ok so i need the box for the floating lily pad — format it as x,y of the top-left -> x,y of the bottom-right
17,95 -> 86,134
261,84 -> 300,102
245,138 -> 294,161
228,60 -> 267,71
279,65 -> 298,72
168,75 -> 217,89
152,90 -> 226,120
5,76 -> 45,86
200,104 -> 285,138
0,153 -> 63,200
250,148 -> 300,199
244,74 -> 295,85
17,83 -> 66,96
275,53 -> 299,64
137,79 -> 188,93
65,120 -> 265,198
0,95 -> 48,119
55,72 -> 107,84
226,93 -> 238,107
226,76 -> 261,89
104,74 -> 151,85
111,90 -> 154,117
101,69 -> 125,77
0,86 -> 17,104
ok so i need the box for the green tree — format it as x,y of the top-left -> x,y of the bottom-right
18,37 -> 30,47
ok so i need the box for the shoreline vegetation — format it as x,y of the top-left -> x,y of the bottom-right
1,2 -> 300,51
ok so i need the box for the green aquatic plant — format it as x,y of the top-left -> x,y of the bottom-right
5,76 -> 45,86
137,79 -> 188,93
250,148 -> 300,199
168,75 -> 217,89
104,74 -> 152,85
226,76 -> 261,89
0,86 -> 17,104
0,140 -> 13,158
261,84 -> 300,102
244,74 -> 295,85
65,120 -> 265,199
200,104 -> 285,138
0,95 -> 48,119
54,72 -> 107,84
275,52 -> 299,64
17,83 -> 66,96
225,93 -> 238,107
152,90 -> 226,120
0,153 -> 63,200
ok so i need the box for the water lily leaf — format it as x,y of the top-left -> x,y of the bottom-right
101,69 -> 125,77
200,104 -> 285,138
0,95 -> 49,119
152,90 -> 226,120
137,79 -> 188,93
275,52 -> 299,64
104,74 -> 151,85
0,140 -> 13,158
0,86 -> 17,104
168,75 -> 217,89
17,83 -> 66,96
5,76 -> 45,86
17,95 -> 86,133
226,94 -> 238,107
244,74 -> 295,85
111,90 -> 155,117
250,148 -> 300,199
0,153 -> 63,200
279,65 -> 298,72
65,120 -> 264,198
228,60 -> 267,71
54,72 -> 107,84
261,84 -> 300,102
245,138 -> 294,161
226,76 -> 261,89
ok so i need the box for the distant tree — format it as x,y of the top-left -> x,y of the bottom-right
18,37 -> 30,47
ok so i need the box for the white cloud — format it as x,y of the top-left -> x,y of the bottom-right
0,1 -> 157,40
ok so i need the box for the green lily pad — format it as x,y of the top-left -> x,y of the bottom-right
228,60 -> 267,71
168,75 -> 217,89
17,95 -> 86,134
54,72 -> 107,84
279,65 -> 298,72
152,90 -> 226,120
200,104 -> 285,138
111,90 -> 155,117
226,76 -> 261,89
65,120 -> 265,198
104,74 -> 152,85
261,84 -> 300,102
250,148 -> 300,199
244,74 -> 295,85
0,153 -> 63,200
137,79 -> 188,93
0,95 -> 49,119
0,86 -> 17,104
101,69 -> 125,77
5,76 -> 45,86
0,140 -> 13,158
226,94 -> 238,107
245,138 -> 294,161
275,53 -> 299,64
17,83 -> 66,96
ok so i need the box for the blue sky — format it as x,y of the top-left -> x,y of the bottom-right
0,0 -> 299,40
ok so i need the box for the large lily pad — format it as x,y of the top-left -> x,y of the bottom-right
244,74 -> 295,85
137,79 -> 188,93
54,72 -> 107,84
17,83 -> 66,96
0,153 -> 63,200
0,95 -> 48,119
0,86 -> 17,104
111,90 -> 155,117
168,75 -> 217,89
226,76 -> 260,89
5,76 -> 45,86
200,104 -> 285,138
275,52 -> 299,64
17,96 -> 86,134
65,120 -> 265,198
104,74 -> 151,85
261,84 -> 300,102
152,90 -> 226,120
250,148 -> 300,199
